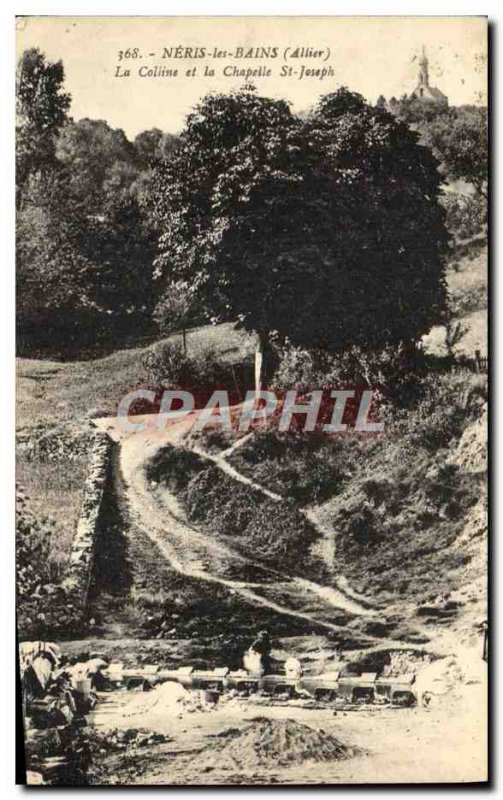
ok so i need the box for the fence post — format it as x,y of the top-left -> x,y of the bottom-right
474,349 -> 482,373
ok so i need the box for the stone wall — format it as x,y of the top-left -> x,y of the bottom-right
61,431 -> 112,615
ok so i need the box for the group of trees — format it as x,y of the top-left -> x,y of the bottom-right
16,47 -> 486,368
16,49 -> 178,355
393,96 -> 487,197
390,96 -> 488,242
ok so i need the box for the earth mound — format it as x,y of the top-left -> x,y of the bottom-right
198,717 -> 361,772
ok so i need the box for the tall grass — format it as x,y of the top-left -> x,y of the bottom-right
16,455 -> 87,578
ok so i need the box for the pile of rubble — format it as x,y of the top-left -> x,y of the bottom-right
20,641 -> 171,785
88,728 -> 169,753
21,642 -> 100,785
196,717 -> 362,773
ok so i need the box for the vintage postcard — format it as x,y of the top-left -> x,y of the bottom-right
16,15 -> 488,786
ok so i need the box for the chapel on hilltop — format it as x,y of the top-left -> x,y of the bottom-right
380,47 -> 448,110
409,46 -> 448,105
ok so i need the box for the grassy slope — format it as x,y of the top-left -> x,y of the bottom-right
16,458 -> 87,577
422,243 -> 487,358
16,323 -> 255,569
17,242 -> 486,603
16,322 -> 255,431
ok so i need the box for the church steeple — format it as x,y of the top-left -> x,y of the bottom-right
382,46 -> 448,109
418,45 -> 429,87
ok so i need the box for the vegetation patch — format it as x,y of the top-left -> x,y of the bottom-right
319,372 -> 486,603
16,486 -> 84,639
227,430 -> 372,506
146,445 -> 321,574
17,457 -> 86,575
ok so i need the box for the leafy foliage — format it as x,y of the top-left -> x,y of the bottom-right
17,115 -> 157,355
134,128 -> 179,168
141,339 -> 248,395
153,86 -> 449,356
228,430 -> 360,505
395,100 -> 487,197
441,191 -> 487,241
146,444 -> 320,572
16,48 -> 71,198
153,280 -> 201,336
17,486 -> 82,639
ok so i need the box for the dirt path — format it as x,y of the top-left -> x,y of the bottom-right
191,443 -> 284,501
95,414 -> 378,637
94,414 -> 432,650
192,442 -> 377,610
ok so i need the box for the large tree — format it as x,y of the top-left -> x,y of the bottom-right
300,88 -> 449,351
152,86 -> 304,388
152,86 -> 448,391
16,48 -> 71,204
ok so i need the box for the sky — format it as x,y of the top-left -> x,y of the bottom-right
16,16 -> 487,140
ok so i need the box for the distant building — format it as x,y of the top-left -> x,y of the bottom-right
378,47 -> 448,110
409,47 -> 448,106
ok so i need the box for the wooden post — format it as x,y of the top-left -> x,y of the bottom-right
474,349 -> 481,372
254,331 -> 269,424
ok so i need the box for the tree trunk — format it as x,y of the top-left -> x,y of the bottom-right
182,327 -> 187,355
255,330 -> 268,402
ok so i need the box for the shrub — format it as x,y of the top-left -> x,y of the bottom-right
149,445 -> 320,573
17,485 -> 82,639
441,191 -> 486,241
146,445 -> 204,491
141,339 -> 241,397
392,372 -> 476,454
185,463 -> 306,559
273,341 -> 426,408
229,429 -> 361,505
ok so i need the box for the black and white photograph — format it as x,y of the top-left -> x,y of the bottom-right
15,14 -> 488,786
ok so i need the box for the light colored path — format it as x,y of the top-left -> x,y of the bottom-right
93,414 -> 390,641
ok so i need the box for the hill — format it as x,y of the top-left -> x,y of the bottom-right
422,241 -> 487,358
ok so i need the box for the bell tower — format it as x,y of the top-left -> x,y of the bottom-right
418,46 -> 429,89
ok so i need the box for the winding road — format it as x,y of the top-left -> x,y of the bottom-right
94,412 -> 385,643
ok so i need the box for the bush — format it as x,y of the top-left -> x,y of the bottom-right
146,441 -> 204,491
273,341 -> 426,408
441,191 -> 486,241
183,463 -> 321,571
229,430 -> 362,505
392,372 -> 476,454
149,445 -> 321,573
141,339 -> 241,396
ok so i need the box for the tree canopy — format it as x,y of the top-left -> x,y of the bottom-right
394,98 -> 487,198
16,48 -> 71,202
152,86 -> 449,358
16,49 -> 463,363
16,55 -> 158,355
